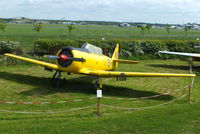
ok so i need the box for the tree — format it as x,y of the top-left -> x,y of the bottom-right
139,25 -> 146,35
166,24 -> 171,35
146,24 -> 152,33
33,22 -> 43,32
67,24 -> 75,34
184,26 -> 190,36
0,19 -> 7,32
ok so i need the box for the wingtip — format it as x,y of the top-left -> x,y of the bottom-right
3,53 -> 8,56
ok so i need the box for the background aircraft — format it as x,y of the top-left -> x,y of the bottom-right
4,43 -> 195,89
159,51 -> 200,61
159,38 -> 200,62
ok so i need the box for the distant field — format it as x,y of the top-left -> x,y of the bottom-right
0,59 -> 200,133
1,24 -> 200,50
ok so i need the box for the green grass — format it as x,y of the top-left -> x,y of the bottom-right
1,24 -> 200,50
0,59 -> 200,133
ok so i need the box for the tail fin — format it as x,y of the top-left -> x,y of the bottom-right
112,44 -> 119,70
112,44 -> 119,60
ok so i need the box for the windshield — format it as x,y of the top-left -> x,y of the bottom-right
81,43 -> 103,55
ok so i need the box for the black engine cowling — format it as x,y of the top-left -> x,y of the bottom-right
57,47 -> 73,68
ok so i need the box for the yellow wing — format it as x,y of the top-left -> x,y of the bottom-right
4,53 -> 60,71
79,69 -> 195,77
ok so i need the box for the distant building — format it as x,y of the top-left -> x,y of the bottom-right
35,20 -> 50,24
135,24 -> 146,28
184,24 -> 200,30
79,22 -> 87,25
191,25 -> 200,30
170,25 -> 183,29
9,17 -> 33,24
62,22 -> 77,25
170,25 -> 177,29
119,22 -> 131,27
152,25 -> 161,29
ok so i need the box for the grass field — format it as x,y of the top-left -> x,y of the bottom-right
0,59 -> 200,134
1,24 -> 200,50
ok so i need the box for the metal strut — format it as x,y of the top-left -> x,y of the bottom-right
98,77 -> 103,90
52,71 -> 62,87
94,77 -> 103,90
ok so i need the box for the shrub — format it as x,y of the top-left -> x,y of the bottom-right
34,39 -> 198,59
0,41 -> 22,54
0,41 -> 23,65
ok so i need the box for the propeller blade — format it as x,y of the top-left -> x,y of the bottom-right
44,55 -> 85,62
44,55 -> 59,59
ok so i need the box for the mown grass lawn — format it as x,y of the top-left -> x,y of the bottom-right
0,59 -> 200,134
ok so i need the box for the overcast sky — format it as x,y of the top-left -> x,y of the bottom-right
0,0 -> 200,24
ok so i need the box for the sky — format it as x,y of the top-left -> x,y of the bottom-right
0,0 -> 200,24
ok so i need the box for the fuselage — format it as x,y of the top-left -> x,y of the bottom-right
56,47 -> 115,73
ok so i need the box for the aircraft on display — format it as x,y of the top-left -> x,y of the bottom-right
4,43 -> 195,89
159,50 -> 200,62
159,44 -> 200,62
159,38 -> 200,62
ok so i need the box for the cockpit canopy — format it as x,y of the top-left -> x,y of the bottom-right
81,43 -> 103,55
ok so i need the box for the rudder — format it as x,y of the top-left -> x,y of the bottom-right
112,44 -> 119,70
111,44 -> 119,60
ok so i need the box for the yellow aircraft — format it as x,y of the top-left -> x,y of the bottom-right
4,43 -> 195,89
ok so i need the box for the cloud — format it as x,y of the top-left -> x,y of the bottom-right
0,0 -> 200,23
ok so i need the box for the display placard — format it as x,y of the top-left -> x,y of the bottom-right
97,90 -> 102,98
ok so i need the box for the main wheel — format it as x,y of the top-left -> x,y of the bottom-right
52,78 -> 61,88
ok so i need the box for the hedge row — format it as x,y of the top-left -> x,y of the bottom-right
34,39 -> 199,59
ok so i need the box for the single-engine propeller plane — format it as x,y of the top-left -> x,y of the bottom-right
4,43 -> 195,90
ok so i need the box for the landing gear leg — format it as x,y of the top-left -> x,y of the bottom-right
93,77 -> 103,91
52,71 -> 62,88
96,77 -> 103,117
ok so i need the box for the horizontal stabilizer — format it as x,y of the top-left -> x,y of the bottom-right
113,59 -> 139,64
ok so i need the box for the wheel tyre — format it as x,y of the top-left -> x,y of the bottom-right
52,78 -> 61,88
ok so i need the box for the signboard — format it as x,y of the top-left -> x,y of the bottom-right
97,90 -> 102,98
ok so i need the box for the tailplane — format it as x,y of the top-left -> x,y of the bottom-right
111,44 -> 139,70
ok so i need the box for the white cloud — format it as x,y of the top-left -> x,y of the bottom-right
0,0 -> 200,23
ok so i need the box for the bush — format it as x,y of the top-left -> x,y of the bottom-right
0,41 -> 22,54
0,41 -> 22,65
34,39 -> 198,59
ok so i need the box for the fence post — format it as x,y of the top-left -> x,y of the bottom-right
188,84 -> 192,103
97,89 -> 102,117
